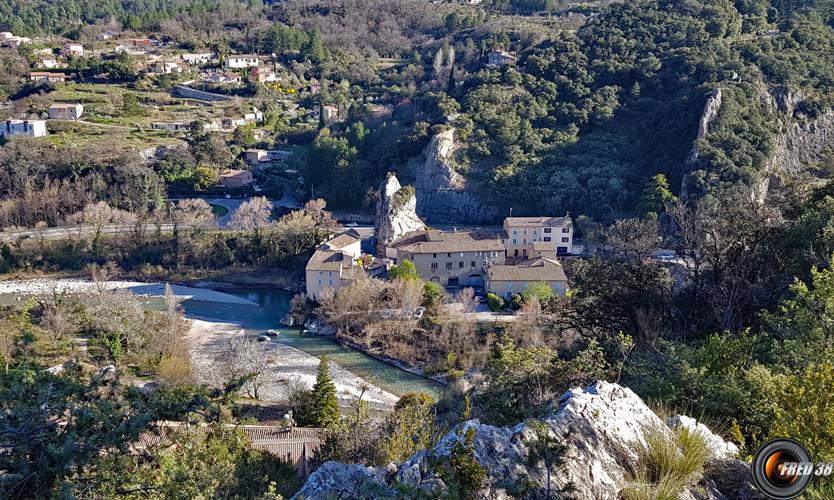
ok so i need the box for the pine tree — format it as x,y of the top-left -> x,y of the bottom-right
310,358 -> 339,427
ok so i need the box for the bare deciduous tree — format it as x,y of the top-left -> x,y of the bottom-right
69,201 -> 137,256
229,196 -> 272,239
457,287 -> 477,318
221,336 -> 274,400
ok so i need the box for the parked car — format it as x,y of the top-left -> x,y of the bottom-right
345,222 -> 359,227
413,307 -> 425,320
265,329 -> 279,336
256,335 -> 270,342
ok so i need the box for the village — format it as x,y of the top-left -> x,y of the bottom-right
305,173 -> 572,315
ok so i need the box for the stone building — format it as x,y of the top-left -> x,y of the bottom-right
391,230 -> 504,288
305,230 -> 365,300
485,257 -> 568,299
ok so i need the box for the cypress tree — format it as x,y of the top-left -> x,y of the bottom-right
310,358 -> 339,427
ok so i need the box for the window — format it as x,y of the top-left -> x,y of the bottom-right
431,262 -> 438,270
318,280 -> 322,285
562,227 -> 570,233
512,239 -> 517,245
446,262 -> 452,270
328,280 -> 333,286
319,271 -> 323,275
523,239 -> 526,244
328,271 -> 332,276
544,228 -> 552,233
447,253 -> 451,257
508,283 -> 513,289
523,230 -> 527,235
533,229 -> 537,234
471,261 -> 476,268
561,237 -> 569,242
460,252 -> 464,257
513,230 -> 517,235
544,237 -> 551,242
432,253 -> 437,258
458,261 -> 464,268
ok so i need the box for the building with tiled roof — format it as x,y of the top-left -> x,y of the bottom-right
504,215 -> 573,258
305,230 -> 364,300
391,229 -> 504,288
485,257 -> 568,299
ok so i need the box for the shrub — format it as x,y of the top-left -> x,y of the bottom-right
486,293 -> 504,311
511,293 -> 523,310
624,425 -> 710,500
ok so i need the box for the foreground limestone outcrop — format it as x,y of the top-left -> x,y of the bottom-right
292,381 -> 757,499
374,173 -> 426,255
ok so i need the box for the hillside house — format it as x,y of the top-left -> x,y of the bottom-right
1,119 -> 47,138
129,38 -> 153,48
150,60 -> 183,74
487,49 -> 516,67
244,149 -> 269,165
225,54 -> 259,69
504,215 -> 573,258
29,72 -> 66,83
36,59 -> 66,69
61,43 -> 84,58
218,169 -> 254,188
150,122 -> 190,131
201,70 -> 242,85
321,105 -> 340,125
485,257 -> 568,300
0,32 -> 30,47
251,66 -> 280,83
48,103 -> 84,120
305,230 -> 365,300
181,52 -> 217,64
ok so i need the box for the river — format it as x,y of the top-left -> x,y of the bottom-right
179,287 -> 443,399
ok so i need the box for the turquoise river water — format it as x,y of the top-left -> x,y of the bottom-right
179,287 -> 442,399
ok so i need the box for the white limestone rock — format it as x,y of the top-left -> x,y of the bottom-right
667,414 -> 739,460
292,381 -> 749,500
374,173 -> 426,254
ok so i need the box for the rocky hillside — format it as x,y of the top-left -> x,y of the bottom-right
292,382 -> 759,499
407,128 -> 499,225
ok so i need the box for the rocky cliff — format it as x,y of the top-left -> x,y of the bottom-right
408,128 -> 499,224
374,173 -> 426,254
291,381 -> 757,499
765,87 -> 834,178
686,84 -> 834,199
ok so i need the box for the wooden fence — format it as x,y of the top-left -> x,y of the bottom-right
138,423 -> 322,477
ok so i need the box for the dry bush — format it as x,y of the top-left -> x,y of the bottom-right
156,352 -> 195,387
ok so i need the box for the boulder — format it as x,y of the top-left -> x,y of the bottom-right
374,173 -> 426,255
292,381 -> 749,500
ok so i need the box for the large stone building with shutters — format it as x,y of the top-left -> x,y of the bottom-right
390,229 -> 505,289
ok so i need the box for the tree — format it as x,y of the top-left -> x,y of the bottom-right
457,287 -> 477,318
230,196 -> 273,240
221,337 -> 274,400
388,259 -> 419,281
639,173 -> 677,215
69,201 -> 136,257
309,358 -> 339,427
522,282 -> 553,303
380,392 -> 438,463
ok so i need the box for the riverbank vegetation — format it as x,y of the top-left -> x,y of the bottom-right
0,197 -> 335,286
